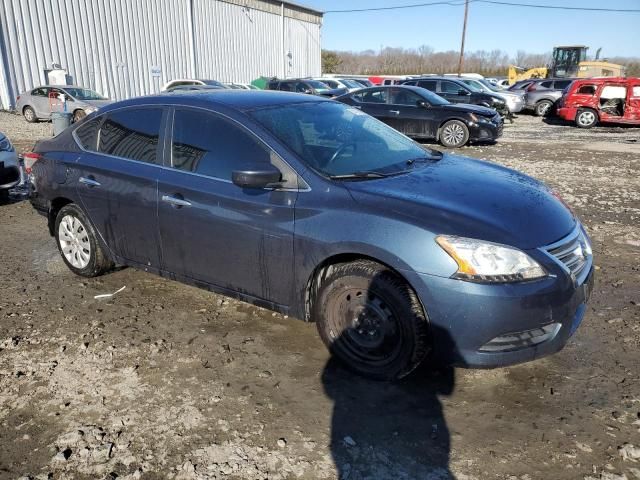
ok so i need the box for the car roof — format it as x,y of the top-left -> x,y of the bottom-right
97,90 -> 332,113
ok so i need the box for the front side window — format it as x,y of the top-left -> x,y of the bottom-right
250,102 -> 437,178
98,108 -> 163,164
554,80 -> 573,90
171,108 -> 273,181
539,81 -> 553,89
279,82 -> 292,92
577,84 -> 597,95
440,81 -> 464,94
63,88 -> 106,100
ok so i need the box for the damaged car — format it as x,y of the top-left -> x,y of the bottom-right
0,131 -> 21,200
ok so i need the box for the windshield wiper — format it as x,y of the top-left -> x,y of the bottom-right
329,171 -> 390,180
405,152 -> 443,165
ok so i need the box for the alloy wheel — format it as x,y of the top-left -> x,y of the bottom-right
58,214 -> 91,269
24,108 -> 34,122
442,123 -> 466,146
578,111 -> 596,127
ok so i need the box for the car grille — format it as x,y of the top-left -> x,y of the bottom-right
545,228 -> 591,279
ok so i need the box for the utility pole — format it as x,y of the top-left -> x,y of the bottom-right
457,0 -> 469,77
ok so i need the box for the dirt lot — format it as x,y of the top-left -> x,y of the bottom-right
1,110 -> 639,480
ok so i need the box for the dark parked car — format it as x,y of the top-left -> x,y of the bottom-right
266,78 -> 346,97
336,85 -> 503,147
28,91 -> 594,380
401,77 -> 508,116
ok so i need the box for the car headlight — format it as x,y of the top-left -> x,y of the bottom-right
436,235 -> 547,283
0,136 -> 14,152
84,106 -> 98,114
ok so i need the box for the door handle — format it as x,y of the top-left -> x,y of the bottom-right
161,194 -> 192,208
353,105 -> 362,109
389,110 -> 400,115
79,176 -> 101,187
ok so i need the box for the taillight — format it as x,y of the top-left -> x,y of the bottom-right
23,152 -> 42,175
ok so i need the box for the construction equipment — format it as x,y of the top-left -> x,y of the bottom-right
507,46 -> 625,85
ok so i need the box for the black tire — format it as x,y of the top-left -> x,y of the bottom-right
534,100 -> 553,117
23,106 -> 38,123
54,204 -> 113,277
575,108 -> 598,129
439,120 -> 470,148
72,109 -> 87,123
313,260 -> 430,380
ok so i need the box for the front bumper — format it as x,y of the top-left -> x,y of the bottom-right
506,98 -> 525,113
469,117 -> 503,142
402,229 -> 594,368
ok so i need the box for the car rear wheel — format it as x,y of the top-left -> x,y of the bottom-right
313,260 -> 430,380
55,204 -> 113,277
575,108 -> 598,128
439,120 -> 469,148
535,100 -> 553,117
23,106 -> 37,123
72,109 -> 87,123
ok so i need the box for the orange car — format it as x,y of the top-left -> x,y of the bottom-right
557,77 -> 640,128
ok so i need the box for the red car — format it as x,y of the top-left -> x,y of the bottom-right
557,77 -> 640,128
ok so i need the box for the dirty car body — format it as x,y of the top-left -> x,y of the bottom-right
0,131 -> 21,193
29,91 -> 594,376
335,85 -> 503,146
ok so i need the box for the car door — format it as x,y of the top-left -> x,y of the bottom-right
31,87 -> 51,118
351,88 -> 393,125
157,107 -> 298,306
625,83 -> 640,121
387,88 -> 438,138
439,80 -> 471,104
73,106 -> 166,269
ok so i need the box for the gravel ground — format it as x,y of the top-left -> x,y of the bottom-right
1,110 -> 639,480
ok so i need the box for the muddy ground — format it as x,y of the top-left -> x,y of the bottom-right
0,110 -> 639,480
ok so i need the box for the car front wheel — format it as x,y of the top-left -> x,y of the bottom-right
575,108 -> 598,128
55,204 -> 113,277
314,260 -> 430,380
23,106 -> 37,123
439,120 -> 469,148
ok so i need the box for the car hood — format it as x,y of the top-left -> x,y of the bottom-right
345,154 -> 576,250
80,99 -> 112,109
434,103 -> 496,117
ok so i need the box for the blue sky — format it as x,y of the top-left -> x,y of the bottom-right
304,0 -> 640,58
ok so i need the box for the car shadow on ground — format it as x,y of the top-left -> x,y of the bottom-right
320,266 -> 460,480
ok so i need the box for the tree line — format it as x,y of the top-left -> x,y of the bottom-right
322,47 -> 640,77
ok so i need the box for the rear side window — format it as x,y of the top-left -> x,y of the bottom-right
540,81 -> 553,89
171,108 -> 272,181
75,117 -> 101,151
353,89 -> 388,104
554,80 -> 573,90
99,108 -> 163,164
279,82 -> 293,92
576,84 -> 597,95
440,81 -> 463,94
417,80 -> 437,91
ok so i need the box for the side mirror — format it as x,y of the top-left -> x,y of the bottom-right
458,89 -> 470,96
232,164 -> 282,189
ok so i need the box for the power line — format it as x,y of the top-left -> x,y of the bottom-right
324,0 -> 640,14
324,1 -> 472,14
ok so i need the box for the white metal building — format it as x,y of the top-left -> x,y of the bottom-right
0,0 -> 323,109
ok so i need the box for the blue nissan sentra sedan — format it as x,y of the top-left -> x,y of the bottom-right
28,90 -> 594,380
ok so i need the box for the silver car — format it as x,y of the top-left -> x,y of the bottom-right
15,86 -> 111,123
459,78 -> 525,113
523,78 -> 575,116
0,132 -> 21,200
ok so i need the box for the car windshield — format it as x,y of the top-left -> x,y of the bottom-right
479,79 -> 501,92
250,102 -> 437,178
460,80 -> 484,92
200,79 -> 225,87
342,79 -> 362,89
416,88 -> 450,105
63,88 -> 106,100
307,80 -> 330,90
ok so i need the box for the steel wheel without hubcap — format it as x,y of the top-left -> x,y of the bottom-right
329,288 -> 403,367
58,214 -> 91,269
440,120 -> 469,148
576,110 -> 597,128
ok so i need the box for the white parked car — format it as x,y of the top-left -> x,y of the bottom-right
0,132 -> 21,200
161,79 -> 227,91
315,78 -> 362,92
